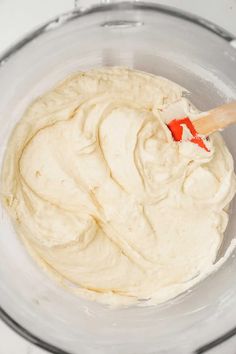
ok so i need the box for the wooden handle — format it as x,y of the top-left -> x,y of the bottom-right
193,101 -> 236,135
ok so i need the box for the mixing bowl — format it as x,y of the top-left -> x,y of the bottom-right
1,1 -> 236,353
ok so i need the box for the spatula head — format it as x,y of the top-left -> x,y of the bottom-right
167,117 -> 209,151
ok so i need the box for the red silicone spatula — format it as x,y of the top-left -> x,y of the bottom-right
167,101 -> 236,151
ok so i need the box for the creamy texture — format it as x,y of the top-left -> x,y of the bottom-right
1,67 -> 236,306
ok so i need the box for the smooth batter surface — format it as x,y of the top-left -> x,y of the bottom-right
1,67 -> 236,306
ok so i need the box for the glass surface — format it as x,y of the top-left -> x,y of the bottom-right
0,2 -> 236,353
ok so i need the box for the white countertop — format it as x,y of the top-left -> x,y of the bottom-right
0,1 -> 236,353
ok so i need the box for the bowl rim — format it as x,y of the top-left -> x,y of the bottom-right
0,2 -> 236,354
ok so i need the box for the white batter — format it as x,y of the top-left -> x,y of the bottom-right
1,67 -> 236,306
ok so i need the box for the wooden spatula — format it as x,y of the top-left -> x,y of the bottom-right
167,101 -> 236,151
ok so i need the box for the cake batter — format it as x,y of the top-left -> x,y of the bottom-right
1,67 -> 235,305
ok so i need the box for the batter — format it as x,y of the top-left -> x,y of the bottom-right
1,67 -> 236,306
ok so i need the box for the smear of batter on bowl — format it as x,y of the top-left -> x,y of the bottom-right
1,67 -> 236,306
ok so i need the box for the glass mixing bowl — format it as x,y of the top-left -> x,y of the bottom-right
1,1 -> 236,353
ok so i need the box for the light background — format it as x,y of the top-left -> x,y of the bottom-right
0,0 -> 236,353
